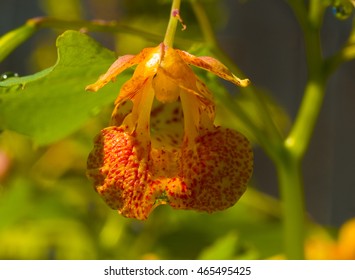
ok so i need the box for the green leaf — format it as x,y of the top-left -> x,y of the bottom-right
198,231 -> 240,260
0,30 -> 129,145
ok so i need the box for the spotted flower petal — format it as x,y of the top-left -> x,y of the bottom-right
166,127 -> 253,212
87,126 -> 166,220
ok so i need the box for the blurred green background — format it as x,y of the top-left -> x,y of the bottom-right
0,0 -> 354,259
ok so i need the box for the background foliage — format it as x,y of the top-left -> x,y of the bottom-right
0,0 -> 354,259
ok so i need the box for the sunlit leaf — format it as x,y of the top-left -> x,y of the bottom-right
0,30 -> 129,145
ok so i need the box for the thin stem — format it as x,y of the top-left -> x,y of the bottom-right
29,17 -> 165,42
0,16 -> 195,63
31,17 -> 193,46
163,0 -> 182,47
308,0 -> 324,27
286,0 -> 326,160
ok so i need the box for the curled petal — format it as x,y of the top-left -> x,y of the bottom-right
176,50 -> 250,87
86,46 -> 159,92
113,45 -> 163,105
166,127 -> 253,212
86,126 -> 165,220
86,54 -> 135,92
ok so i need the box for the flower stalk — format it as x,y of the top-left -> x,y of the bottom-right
163,0 -> 182,48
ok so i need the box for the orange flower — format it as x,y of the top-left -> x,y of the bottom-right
306,218 -> 355,259
86,43 -> 253,220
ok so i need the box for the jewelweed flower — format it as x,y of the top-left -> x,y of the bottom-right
86,43 -> 253,220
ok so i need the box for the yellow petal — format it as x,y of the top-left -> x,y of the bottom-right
85,54 -> 135,92
113,45 -> 164,106
152,45 -> 215,119
150,100 -> 184,150
86,46 -> 159,92
110,100 -> 133,126
336,218 -> 355,259
305,233 -> 336,260
176,49 -> 250,87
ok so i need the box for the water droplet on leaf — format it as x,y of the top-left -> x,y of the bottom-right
0,72 -> 19,81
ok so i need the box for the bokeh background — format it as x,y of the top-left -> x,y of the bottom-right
0,0 -> 354,259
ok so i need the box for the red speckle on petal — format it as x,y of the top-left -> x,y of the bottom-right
166,126 -> 253,213
86,126 -> 165,220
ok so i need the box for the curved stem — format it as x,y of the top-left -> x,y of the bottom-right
0,24 -> 36,63
285,78 -> 325,160
29,17 -> 165,42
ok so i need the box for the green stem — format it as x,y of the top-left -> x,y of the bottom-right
286,0 -> 326,160
0,24 -> 36,63
29,17 -> 165,42
286,79 -> 325,159
163,0 -> 182,47
280,74 -> 325,260
275,152 -> 305,259
279,0 -> 326,259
